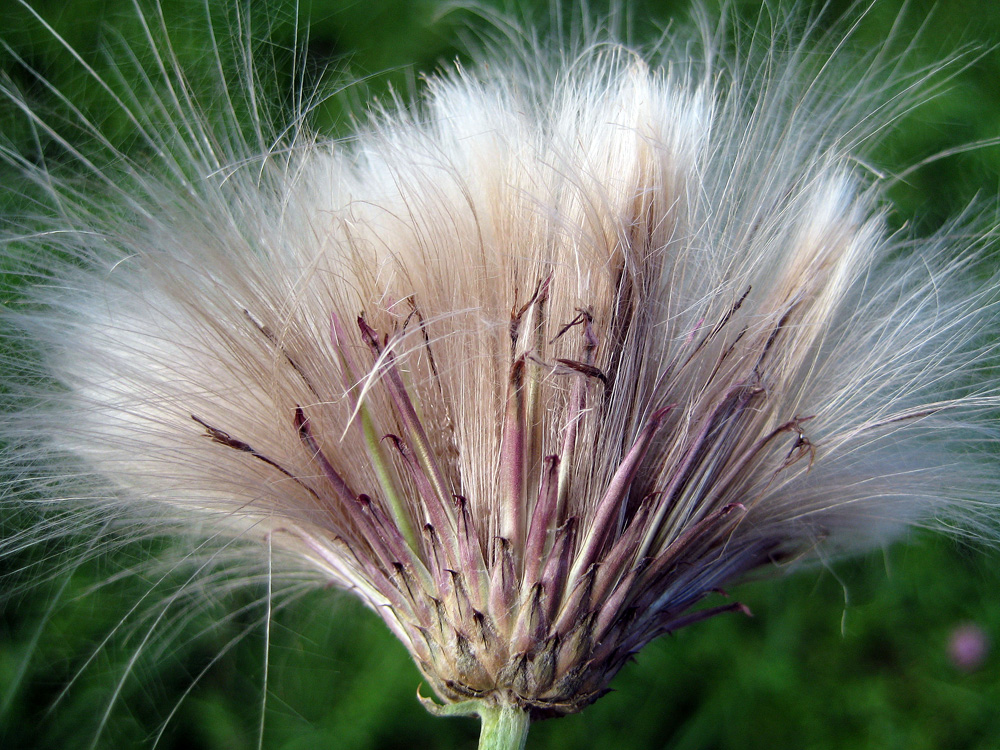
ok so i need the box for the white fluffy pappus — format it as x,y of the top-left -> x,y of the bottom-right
2,2 -> 1000,748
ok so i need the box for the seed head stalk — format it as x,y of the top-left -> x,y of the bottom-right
478,703 -> 531,750
421,695 -> 531,750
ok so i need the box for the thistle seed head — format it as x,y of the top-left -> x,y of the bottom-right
3,4 -> 999,730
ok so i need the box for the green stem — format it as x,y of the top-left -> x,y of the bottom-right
478,703 -> 530,750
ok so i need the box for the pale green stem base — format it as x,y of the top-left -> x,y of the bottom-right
418,691 -> 531,750
477,703 -> 531,750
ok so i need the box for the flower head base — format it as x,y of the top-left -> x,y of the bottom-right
210,289 -> 765,718
3,6 -> 999,745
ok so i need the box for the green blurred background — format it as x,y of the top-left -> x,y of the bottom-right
1,1 -> 999,748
